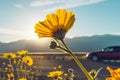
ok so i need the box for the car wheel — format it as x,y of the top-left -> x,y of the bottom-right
91,55 -> 99,61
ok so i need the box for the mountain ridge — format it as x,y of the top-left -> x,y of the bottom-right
1,34 -> 120,53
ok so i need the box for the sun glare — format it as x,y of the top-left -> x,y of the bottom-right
39,38 -> 50,43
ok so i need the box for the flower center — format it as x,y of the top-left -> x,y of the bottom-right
27,60 -> 29,63
53,29 -> 66,40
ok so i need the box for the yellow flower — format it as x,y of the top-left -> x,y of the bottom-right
7,73 -> 14,79
13,60 -> 17,64
35,9 -> 75,40
58,65 -> 62,69
2,53 -> 16,59
2,54 -> 8,58
64,73 -> 68,77
58,76 -> 63,80
17,50 -> 28,57
5,67 -> 8,71
106,66 -> 120,80
47,70 -> 63,78
53,67 -> 57,71
18,78 -> 26,80
23,56 -> 33,66
106,77 -> 116,80
20,66 -> 23,69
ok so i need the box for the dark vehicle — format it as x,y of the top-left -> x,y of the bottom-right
86,46 -> 120,61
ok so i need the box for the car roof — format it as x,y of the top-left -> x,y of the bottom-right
107,46 -> 120,48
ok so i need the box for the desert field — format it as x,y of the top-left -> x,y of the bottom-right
30,52 -> 120,80
0,52 -> 120,80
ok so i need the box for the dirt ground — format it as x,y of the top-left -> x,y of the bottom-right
35,56 -> 120,80
0,53 -> 120,80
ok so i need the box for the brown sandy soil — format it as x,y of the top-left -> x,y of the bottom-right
32,53 -> 120,80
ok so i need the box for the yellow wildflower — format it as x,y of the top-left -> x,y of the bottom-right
17,50 -> 28,57
106,77 -> 116,80
53,67 -> 57,71
5,67 -> 8,71
2,54 -> 8,58
2,53 -> 16,59
47,70 -> 63,78
18,78 -> 26,80
64,73 -> 68,78
7,73 -> 14,79
34,9 -> 94,80
58,76 -> 63,80
20,66 -> 23,69
13,60 -> 17,64
106,66 -> 120,80
23,56 -> 33,66
58,65 -> 62,69
35,9 -> 75,40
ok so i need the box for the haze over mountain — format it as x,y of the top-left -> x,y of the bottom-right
1,34 -> 120,53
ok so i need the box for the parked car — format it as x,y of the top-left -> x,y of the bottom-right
86,46 -> 120,61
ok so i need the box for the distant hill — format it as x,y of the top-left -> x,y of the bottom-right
1,34 -> 120,53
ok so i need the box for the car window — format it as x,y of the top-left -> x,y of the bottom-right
104,47 -> 113,52
113,47 -> 120,52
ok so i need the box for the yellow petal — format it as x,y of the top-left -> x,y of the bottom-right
43,20 -> 55,30
107,66 -> 113,72
37,34 -> 52,38
106,77 -> 115,80
35,28 -> 51,33
35,22 -> 51,32
65,15 -> 75,32
64,11 -> 75,31
46,14 -> 58,27
56,9 -> 67,26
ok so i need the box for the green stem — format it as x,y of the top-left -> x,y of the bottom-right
61,40 -> 93,80
8,59 -> 14,73
24,64 -> 27,79
57,46 -> 68,52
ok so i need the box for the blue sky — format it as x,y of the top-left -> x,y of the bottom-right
0,0 -> 120,42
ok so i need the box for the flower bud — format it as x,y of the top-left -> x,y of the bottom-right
49,41 -> 57,49
68,68 -> 74,74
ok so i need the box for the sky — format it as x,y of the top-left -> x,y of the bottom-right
0,0 -> 120,42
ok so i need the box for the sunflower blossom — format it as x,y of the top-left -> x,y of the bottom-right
35,9 -> 75,40
23,56 -> 33,66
